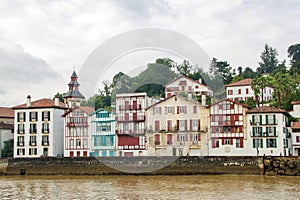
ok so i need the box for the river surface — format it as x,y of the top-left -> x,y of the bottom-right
0,175 -> 299,199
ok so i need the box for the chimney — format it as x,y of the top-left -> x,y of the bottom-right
26,95 -> 31,107
54,95 -> 59,106
201,94 -> 206,106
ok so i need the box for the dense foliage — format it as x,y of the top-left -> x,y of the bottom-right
81,43 -> 300,111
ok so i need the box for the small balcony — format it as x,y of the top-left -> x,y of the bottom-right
250,131 -> 278,137
67,122 -> 88,127
250,120 -> 278,125
29,141 -> 36,146
42,129 -> 49,133
29,129 -> 37,134
116,115 -> 145,122
17,142 -> 24,146
17,129 -> 24,134
42,141 -> 49,146
119,104 -> 142,111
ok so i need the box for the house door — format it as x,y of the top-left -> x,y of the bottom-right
70,151 -> 74,157
43,148 -> 48,157
172,148 -> 176,156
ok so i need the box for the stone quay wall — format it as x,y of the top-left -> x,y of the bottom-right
0,156 -> 263,176
0,156 -> 299,176
263,156 -> 300,176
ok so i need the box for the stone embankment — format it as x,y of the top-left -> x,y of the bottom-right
0,156 -> 299,176
264,156 -> 300,176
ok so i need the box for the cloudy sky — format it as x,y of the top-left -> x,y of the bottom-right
0,0 -> 299,106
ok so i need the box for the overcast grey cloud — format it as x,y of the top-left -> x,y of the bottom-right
0,0 -> 299,106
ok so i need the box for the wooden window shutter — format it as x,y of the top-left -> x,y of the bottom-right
165,107 -> 167,114
48,111 -> 50,121
222,138 -> 225,145
273,114 -> 276,124
177,106 -> 179,114
252,115 -> 254,124
240,138 -> 244,148
24,112 -> 26,122
274,127 -> 276,136
177,120 -> 179,131
185,120 -> 187,131
198,133 -> 201,141
190,120 -> 192,131
198,119 -> 200,131
259,115 -> 262,125
17,113 -> 20,122
266,115 -> 268,124
29,112 -> 32,121
230,138 -> 233,145
42,112 -> 44,120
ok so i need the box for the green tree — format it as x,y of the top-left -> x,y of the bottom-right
53,92 -> 65,102
288,43 -> 300,75
155,58 -> 176,69
251,76 -> 268,107
208,57 -> 233,84
259,44 -> 279,74
1,139 -> 13,157
269,72 -> 297,110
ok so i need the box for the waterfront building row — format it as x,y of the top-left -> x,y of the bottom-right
10,71 -> 300,157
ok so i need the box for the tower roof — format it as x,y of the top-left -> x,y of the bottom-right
71,70 -> 78,78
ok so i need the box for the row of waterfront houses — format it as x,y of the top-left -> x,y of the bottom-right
1,70 -> 300,158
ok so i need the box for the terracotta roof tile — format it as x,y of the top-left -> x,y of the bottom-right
247,106 -> 287,114
0,107 -> 14,118
225,78 -> 252,87
12,98 -> 67,109
291,121 -> 300,129
291,101 -> 300,105
61,106 -> 94,117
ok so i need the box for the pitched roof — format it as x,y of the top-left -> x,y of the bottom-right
12,98 -> 67,110
71,70 -> 78,78
0,122 -> 14,130
146,94 -> 200,110
291,101 -> 300,105
90,108 -> 115,115
62,90 -> 85,99
0,107 -> 14,118
247,106 -> 287,114
207,98 -> 250,108
291,121 -> 300,129
61,106 -> 94,117
165,75 -> 209,88
225,78 -> 252,87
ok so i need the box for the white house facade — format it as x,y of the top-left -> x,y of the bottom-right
146,94 -> 208,156
291,121 -> 300,156
225,78 -> 274,102
246,106 -> 291,156
62,106 -> 94,157
165,75 -> 213,98
208,99 -> 249,156
13,96 -> 67,158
